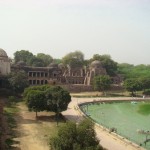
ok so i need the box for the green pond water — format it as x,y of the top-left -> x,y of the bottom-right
80,101 -> 150,150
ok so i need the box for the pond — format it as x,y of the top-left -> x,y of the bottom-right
80,101 -> 150,149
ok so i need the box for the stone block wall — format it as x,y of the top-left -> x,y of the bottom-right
61,84 -> 94,93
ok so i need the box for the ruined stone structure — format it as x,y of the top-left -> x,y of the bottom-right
0,48 -> 124,92
0,48 -> 11,75
12,59 -> 107,86
62,60 -> 107,86
1,49 -> 122,89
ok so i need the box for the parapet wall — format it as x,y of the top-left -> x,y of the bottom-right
61,84 -> 94,92
61,84 -> 123,93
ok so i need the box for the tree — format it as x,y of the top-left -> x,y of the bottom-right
123,78 -> 142,96
37,53 -> 53,66
0,75 -> 10,89
101,57 -> 117,76
14,50 -> 34,65
24,85 -> 71,121
28,56 -> 45,67
53,58 -> 62,64
50,119 -> 104,150
26,90 -> 46,117
139,77 -> 150,92
45,86 -> 71,125
76,119 -> 101,149
50,121 -> 77,150
23,85 -> 51,98
93,75 -> 111,94
8,70 -> 29,94
62,51 -> 84,67
117,63 -> 150,79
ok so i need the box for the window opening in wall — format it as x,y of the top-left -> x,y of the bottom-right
33,72 -> 36,77
37,72 -> 40,77
29,72 -> 32,77
45,80 -> 48,84
41,72 -> 44,77
45,73 -> 48,77
29,80 -> 32,84
37,80 -> 40,84
41,80 -> 43,84
33,80 -> 36,85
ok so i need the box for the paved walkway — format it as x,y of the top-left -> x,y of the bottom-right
62,97 -> 147,150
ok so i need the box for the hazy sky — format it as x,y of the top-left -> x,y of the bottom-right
0,0 -> 150,65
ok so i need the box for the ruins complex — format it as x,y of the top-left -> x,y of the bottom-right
0,48 -> 121,92
12,59 -> 107,86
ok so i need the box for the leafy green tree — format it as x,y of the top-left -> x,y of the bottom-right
53,58 -> 62,64
62,51 -> 84,67
28,56 -> 45,67
24,85 -> 71,121
23,85 -> 51,98
26,90 -> 46,117
101,57 -> 117,76
117,63 -> 150,79
139,77 -> 150,91
8,70 -> 29,94
50,119 -> 104,150
14,50 -> 34,65
37,53 -> 53,66
93,75 -> 111,94
50,121 -> 77,150
0,75 -> 10,89
123,78 -> 142,96
45,86 -> 71,125
83,59 -> 90,67
76,119 -> 101,149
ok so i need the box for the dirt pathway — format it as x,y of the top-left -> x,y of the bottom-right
12,103 -> 50,150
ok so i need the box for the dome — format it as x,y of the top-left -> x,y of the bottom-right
90,60 -> 102,68
0,48 -> 8,57
58,63 -> 65,69
17,61 -> 26,66
48,62 -> 58,68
